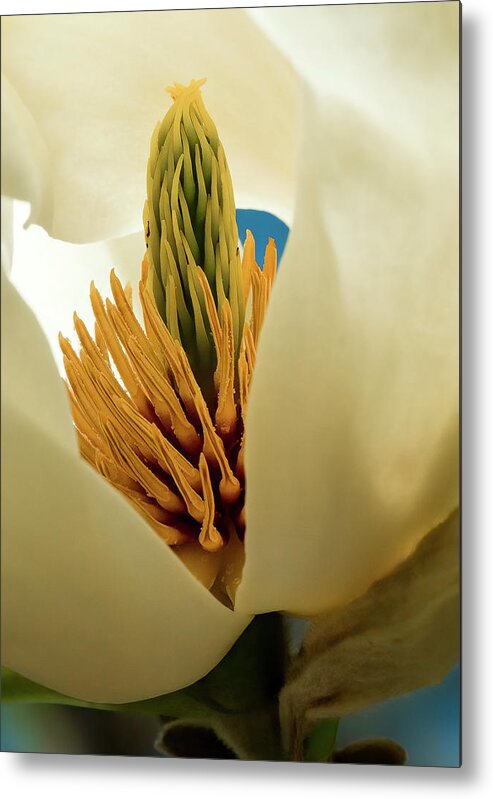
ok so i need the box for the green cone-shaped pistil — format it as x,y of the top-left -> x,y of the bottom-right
143,79 -> 245,392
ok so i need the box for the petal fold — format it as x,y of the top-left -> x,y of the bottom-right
9,211 -> 145,370
238,2 -> 459,616
1,74 -> 52,230
2,11 -> 299,243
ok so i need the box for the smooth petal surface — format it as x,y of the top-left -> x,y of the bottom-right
2,10 -> 298,243
9,205 -> 145,370
1,74 -> 52,230
239,2 -> 459,615
1,197 -> 14,276
1,269 -> 250,702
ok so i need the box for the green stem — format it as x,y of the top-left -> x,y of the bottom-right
303,719 -> 340,763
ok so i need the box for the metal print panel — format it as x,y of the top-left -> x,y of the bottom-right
1,1 -> 460,766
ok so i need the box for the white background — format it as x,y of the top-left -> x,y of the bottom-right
0,0 -> 491,797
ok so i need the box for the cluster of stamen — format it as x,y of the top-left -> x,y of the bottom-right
60,233 -> 275,600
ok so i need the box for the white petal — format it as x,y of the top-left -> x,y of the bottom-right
1,74 -> 52,230
1,196 -> 14,276
238,2 -> 459,615
249,3 -> 458,156
1,269 -> 250,702
10,208 -> 145,371
2,10 -> 298,243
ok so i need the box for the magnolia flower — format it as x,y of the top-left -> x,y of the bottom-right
1,3 -> 459,707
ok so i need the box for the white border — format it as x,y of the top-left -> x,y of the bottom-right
0,0 -> 461,15
2,0 -> 493,796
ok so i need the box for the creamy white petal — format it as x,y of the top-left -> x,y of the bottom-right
249,2 -> 458,158
1,197 -> 14,276
1,74 -> 52,230
2,10 -> 298,243
238,3 -> 459,615
1,269 -> 250,702
10,210 -> 145,371
1,260 -> 76,454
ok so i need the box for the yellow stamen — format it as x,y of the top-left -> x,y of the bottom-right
175,346 -> 241,505
198,454 -> 223,553
139,280 -> 199,421
262,237 -> 277,285
215,300 -> 237,439
242,230 -> 256,302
